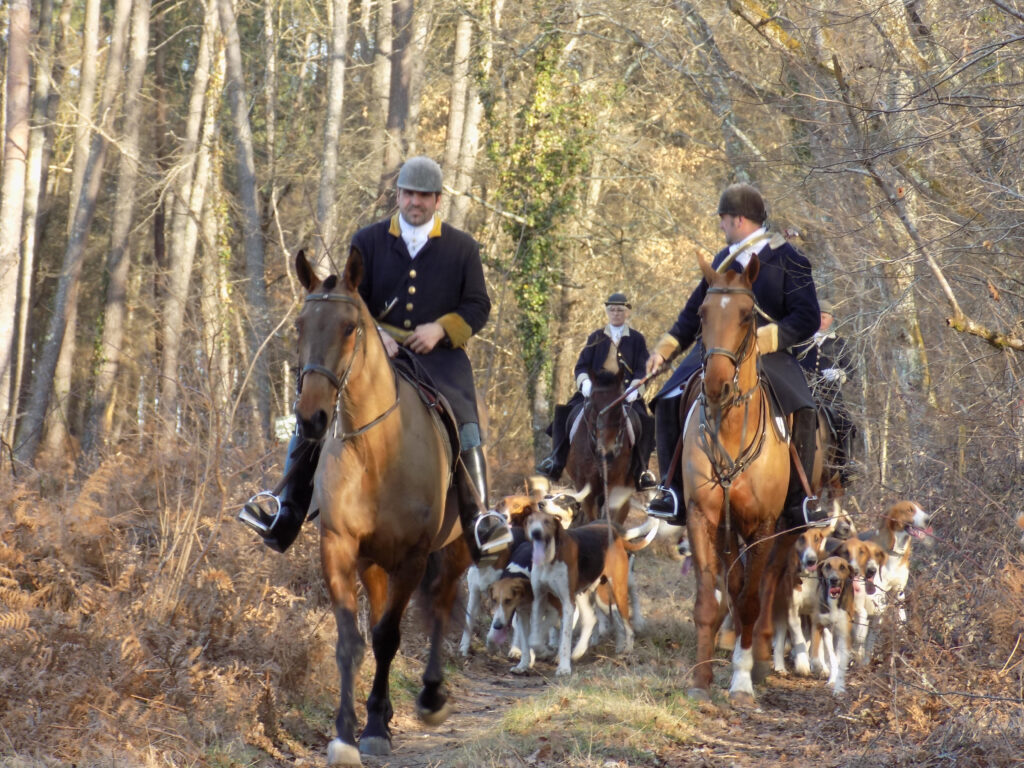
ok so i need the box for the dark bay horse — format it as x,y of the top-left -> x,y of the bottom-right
565,368 -> 634,525
291,249 -> 471,766
681,252 -> 799,705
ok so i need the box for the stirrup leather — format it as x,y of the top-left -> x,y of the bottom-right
237,492 -> 281,535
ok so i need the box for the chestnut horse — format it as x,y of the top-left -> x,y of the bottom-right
682,252 -> 801,705
291,249 -> 472,766
565,368 -> 634,525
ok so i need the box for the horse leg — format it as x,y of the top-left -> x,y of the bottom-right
322,534 -> 366,768
359,552 -> 426,756
688,513 -> 721,699
417,539 -> 471,725
729,539 -> 774,705
753,532 -> 797,683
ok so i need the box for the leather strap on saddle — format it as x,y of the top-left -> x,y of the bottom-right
788,441 -> 815,499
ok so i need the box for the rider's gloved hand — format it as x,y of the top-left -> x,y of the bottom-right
580,377 -> 593,398
756,323 -> 779,355
625,387 -> 639,403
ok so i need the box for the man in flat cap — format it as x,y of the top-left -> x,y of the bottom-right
536,292 -> 657,491
241,156 -> 508,558
645,183 -> 824,529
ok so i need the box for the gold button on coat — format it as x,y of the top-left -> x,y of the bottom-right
409,269 -> 417,278
406,302 -> 414,311
403,319 -> 412,328
408,285 -> 416,295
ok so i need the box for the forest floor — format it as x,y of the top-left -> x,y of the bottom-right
1,456 -> 1023,768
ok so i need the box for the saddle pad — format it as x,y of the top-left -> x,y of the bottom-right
391,351 -> 458,470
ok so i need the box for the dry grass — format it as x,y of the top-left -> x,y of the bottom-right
1,445 -> 1023,767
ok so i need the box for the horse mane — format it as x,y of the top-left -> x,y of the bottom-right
592,369 -> 621,388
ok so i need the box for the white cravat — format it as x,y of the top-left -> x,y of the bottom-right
399,215 -> 434,259
605,323 -> 628,345
729,226 -> 769,269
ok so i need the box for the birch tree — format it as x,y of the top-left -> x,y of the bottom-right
0,0 -> 32,443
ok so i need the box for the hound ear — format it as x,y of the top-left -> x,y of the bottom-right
343,247 -> 364,292
295,250 -> 320,292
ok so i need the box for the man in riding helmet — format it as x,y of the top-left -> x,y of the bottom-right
240,156 -> 509,558
536,292 -> 658,491
645,183 -> 824,529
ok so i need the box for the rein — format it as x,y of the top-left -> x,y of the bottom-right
697,284 -> 766,555
298,292 -> 401,441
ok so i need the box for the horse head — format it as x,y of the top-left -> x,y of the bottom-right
588,368 -> 628,461
697,252 -> 759,410
293,248 -> 367,441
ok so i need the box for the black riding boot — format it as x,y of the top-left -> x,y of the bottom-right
782,407 -> 827,528
238,434 -> 320,553
648,396 -> 685,525
535,405 -> 571,480
633,410 -> 657,491
459,446 -> 511,559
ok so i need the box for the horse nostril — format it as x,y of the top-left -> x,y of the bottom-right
298,409 -> 329,440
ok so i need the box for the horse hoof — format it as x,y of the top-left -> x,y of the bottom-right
729,691 -> 756,708
358,735 -> 392,757
416,699 -> 452,726
327,738 -> 362,766
686,687 -> 711,702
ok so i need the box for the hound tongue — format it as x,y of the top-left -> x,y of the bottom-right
910,525 -> 933,539
681,556 -> 693,576
532,539 -> 547,567
829,585 -> 843,598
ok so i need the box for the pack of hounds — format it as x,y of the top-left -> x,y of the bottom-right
460,479 -> 934,694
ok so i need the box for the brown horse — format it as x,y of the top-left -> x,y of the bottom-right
681,252 -> 800,705
565,368 -> 634,525
291,249 -> 471,766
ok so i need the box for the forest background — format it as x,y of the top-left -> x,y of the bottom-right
1,0 -> 1023,766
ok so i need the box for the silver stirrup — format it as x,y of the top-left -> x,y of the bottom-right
802,495 -> 827,527
646,486 -> 680,522
474,510 -> 512,554
237,492 -> 281,535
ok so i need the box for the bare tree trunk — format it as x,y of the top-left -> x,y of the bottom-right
43,0 -> 104,460
366,0 -> 392,201
15,0 -> 133,465
67,0 -> 100,234
314,0 -> 350,273
83,0 -> 153,459
159,0 -> 219,442
0,0 -> 32,442
448,0 -> 503,230
218,0 -> 272,442
441,6 -> 472,218
378,0 -> 414,199
10,0 -> 60,447
200,134 -> 231,420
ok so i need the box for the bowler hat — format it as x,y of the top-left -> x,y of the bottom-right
819,299 -> 835,314
605,292 -> 631,308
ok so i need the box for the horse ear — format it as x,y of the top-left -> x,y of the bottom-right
743,253 -> 760,285
343,247 -> 364,292
295,250 -> 320,292
697,251 -> 716,283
